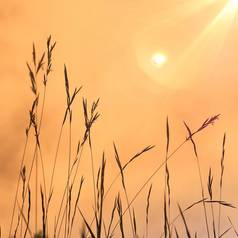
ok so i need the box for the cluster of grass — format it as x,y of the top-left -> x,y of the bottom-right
4,37 -> 237,238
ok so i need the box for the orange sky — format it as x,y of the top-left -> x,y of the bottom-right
1,0 -> 238,237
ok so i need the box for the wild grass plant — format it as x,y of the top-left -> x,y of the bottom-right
4,37 -> 237,238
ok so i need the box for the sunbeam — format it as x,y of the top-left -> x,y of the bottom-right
165,0 -> 238,87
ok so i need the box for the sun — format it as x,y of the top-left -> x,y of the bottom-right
151,53 -> 167,67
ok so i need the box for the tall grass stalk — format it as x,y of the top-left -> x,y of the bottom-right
207,168 -> 216,238
146,184 -> 152,238
9,136 -> 29,237
164,117 -> 171,238
9,36 -> 56,238
184,121 -> 211,238
218,133 -> 226,237
111,115 -> 219,234
54,146 -> 84,238
113,142 -> 135,238
65,115 -> 72,238
86,145 -> 155,235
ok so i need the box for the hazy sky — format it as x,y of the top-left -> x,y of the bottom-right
1,0 -> 238,237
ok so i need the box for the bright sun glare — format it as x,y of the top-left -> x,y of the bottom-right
227,0 -> 238,11
229,0 -> 238,5
151,53 -> 167,67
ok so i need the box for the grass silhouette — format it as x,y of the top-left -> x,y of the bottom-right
5,37 -> 236,238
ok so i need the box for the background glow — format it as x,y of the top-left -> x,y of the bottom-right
0,0 -> 238,237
